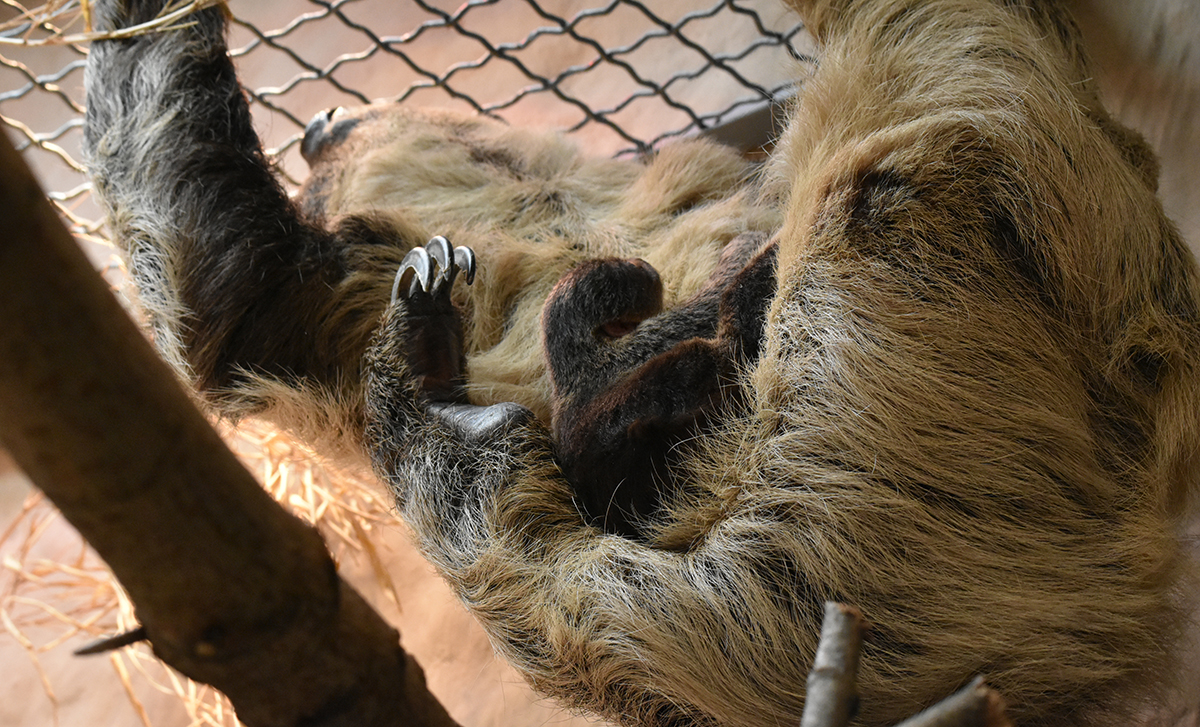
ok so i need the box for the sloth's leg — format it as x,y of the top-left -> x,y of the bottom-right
365,238 -> 532,488
543,237 -> 777,537
365,340 -> 807,725
84,0 -> 408,414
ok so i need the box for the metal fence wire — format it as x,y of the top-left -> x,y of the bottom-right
0,0 -> 812,241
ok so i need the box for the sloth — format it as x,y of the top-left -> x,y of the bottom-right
83,1 -> 1200,726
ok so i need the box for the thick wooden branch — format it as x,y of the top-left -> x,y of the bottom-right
0,129 -> 459,727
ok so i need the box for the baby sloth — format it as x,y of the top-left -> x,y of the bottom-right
394,233 -> 778,539
542,233 -> 777,537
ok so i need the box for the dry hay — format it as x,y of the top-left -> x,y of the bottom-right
0,419 -> 400,727
0,0 -> 224,47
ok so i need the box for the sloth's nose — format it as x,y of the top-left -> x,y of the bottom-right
300,107 -> 336,164
301,107 -> 361,166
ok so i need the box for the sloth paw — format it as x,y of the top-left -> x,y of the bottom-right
388,236 -> 476,402
391,235 -> 477,309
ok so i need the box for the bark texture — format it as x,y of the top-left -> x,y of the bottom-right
0,127 -> 458,727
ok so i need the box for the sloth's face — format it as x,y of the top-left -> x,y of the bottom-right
294,103 -> 509,221
300,104 -> 505,171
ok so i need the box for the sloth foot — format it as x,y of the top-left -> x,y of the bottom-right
391,235 -> 477,308
387,239 -> 534,437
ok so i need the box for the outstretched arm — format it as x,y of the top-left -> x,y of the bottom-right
366,283 -> 810,726
84,0 -> 407,415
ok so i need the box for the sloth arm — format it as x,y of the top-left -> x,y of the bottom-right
83,0 -> 400,408
365,301 -> 803,726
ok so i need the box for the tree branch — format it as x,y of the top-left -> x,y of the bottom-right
892,677 -> 1013,727
801,602 -> 869,727
800,603 -> 1013,727
0,128 -> 459,727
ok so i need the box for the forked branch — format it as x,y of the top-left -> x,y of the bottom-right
802,602 -> 1013,727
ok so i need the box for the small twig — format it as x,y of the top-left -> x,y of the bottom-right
893,676 -> 1013,727
0,0 -> 224,46
74,625 -> 148,655
799,605 -> 1012,727
800,602 -> 870,727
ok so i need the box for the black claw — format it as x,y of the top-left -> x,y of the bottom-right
74,626 -> 149,656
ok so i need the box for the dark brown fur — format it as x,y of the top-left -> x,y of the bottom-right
541,235 -> 778,537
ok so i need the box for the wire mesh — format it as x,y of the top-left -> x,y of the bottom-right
0,0 -> 812,240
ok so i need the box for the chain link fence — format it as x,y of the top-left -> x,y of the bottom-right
1,0 -> 813,244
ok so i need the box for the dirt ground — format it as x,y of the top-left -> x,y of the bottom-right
1,0 -> 1199,725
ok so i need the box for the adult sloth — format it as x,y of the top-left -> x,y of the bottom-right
84,0 -> 1200,725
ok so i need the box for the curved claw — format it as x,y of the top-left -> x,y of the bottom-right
426,235 -> 454,290
454,245 -> 476,285
428,401 -> 533,441
391,246 -> 431,304
391,236 -> 478,304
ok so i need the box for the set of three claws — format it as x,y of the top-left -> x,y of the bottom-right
391,236 -> 535,434
391,235 -> 477,305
